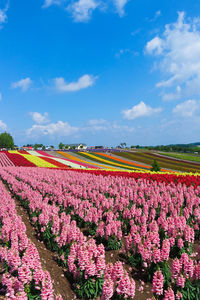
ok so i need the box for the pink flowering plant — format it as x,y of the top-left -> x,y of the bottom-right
102,261 -> 135,299
67,239 -> 105,299
169,252 -> 200,300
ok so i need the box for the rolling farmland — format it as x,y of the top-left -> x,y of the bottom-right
113,151 -> 200,173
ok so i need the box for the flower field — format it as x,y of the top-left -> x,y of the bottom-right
0,150 -> 102,169
0,150 -> 179,172
73,151 -> 177,173
113,151 -> 200,173
0,166 -> 199,299
0,175 -> 62,299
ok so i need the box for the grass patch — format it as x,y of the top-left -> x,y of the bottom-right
158,152 -> 200,163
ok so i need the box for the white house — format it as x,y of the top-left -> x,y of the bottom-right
68,143 -> 87,150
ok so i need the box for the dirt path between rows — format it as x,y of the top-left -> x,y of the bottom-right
4,183 -> 75,300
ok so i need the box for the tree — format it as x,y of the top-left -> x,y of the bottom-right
151,159 -> 161,172
0,132 -> 14,149
120,142 -> 127,149
59,142 -> 65,149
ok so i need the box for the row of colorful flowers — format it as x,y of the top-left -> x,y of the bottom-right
0,176 -> 62,299
57,151 -> 120,170
5,150 -> 100,169
0,149 -> 196,174
0,153 -> 14,167
0,167 -> 200,299
78,151 -> 175,172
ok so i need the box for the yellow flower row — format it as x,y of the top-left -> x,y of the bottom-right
8,151 -> 57,168
57,151 -> 117,170
80,152 -> 143,171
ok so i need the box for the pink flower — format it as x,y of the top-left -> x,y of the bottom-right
176,275 -> 185,288
171,258 -> 181,279
102,278 -> 114,300
164,287 -> 175,300
152,270 -> 164,295
178,238 -> 184,248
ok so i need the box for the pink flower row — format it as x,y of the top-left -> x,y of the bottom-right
0,179 -> 62,300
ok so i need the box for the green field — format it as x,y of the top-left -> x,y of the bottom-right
158,152 -> 200,163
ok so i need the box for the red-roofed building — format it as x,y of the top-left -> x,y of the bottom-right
21,146 -> 33,150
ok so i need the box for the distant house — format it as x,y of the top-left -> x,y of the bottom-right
46,146 -> 54,150
68,143 -> 87,150
95,146 -> 104,149
21,146 -> 33,150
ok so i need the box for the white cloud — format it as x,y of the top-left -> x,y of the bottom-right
85,122 -> 134,133
146,12 -> 200,100
110,123 -> 134,133
27,121 -> 78,137
115,48 -> 139,58
42,0 -> 63,8
0,2 -> 9,28
146,36 -> 163,55
147,10 -> 161,22
82,119 -> 134,133
173,99 -> 200,117
54,74 -> 96,92
88,118 -> 106,125
43,0 -> 129,21
155,10 -> 161,18
27,117 -> 133,139
113,0 -> 128,16
0,120 -> 7,130
0,9 -> 7,24
67,0 -> 98,22
30,112 -> 49,124
161,85 -> 182,101
122,101 -> 162,120
11,78 -> 32,92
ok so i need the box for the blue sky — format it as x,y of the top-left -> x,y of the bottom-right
0,0 -> 200,147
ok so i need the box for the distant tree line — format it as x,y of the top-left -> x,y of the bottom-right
129,143 -> 200,154
59,143 -> 73,150
22,144 -> 54,150
145,145 -> 200,154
